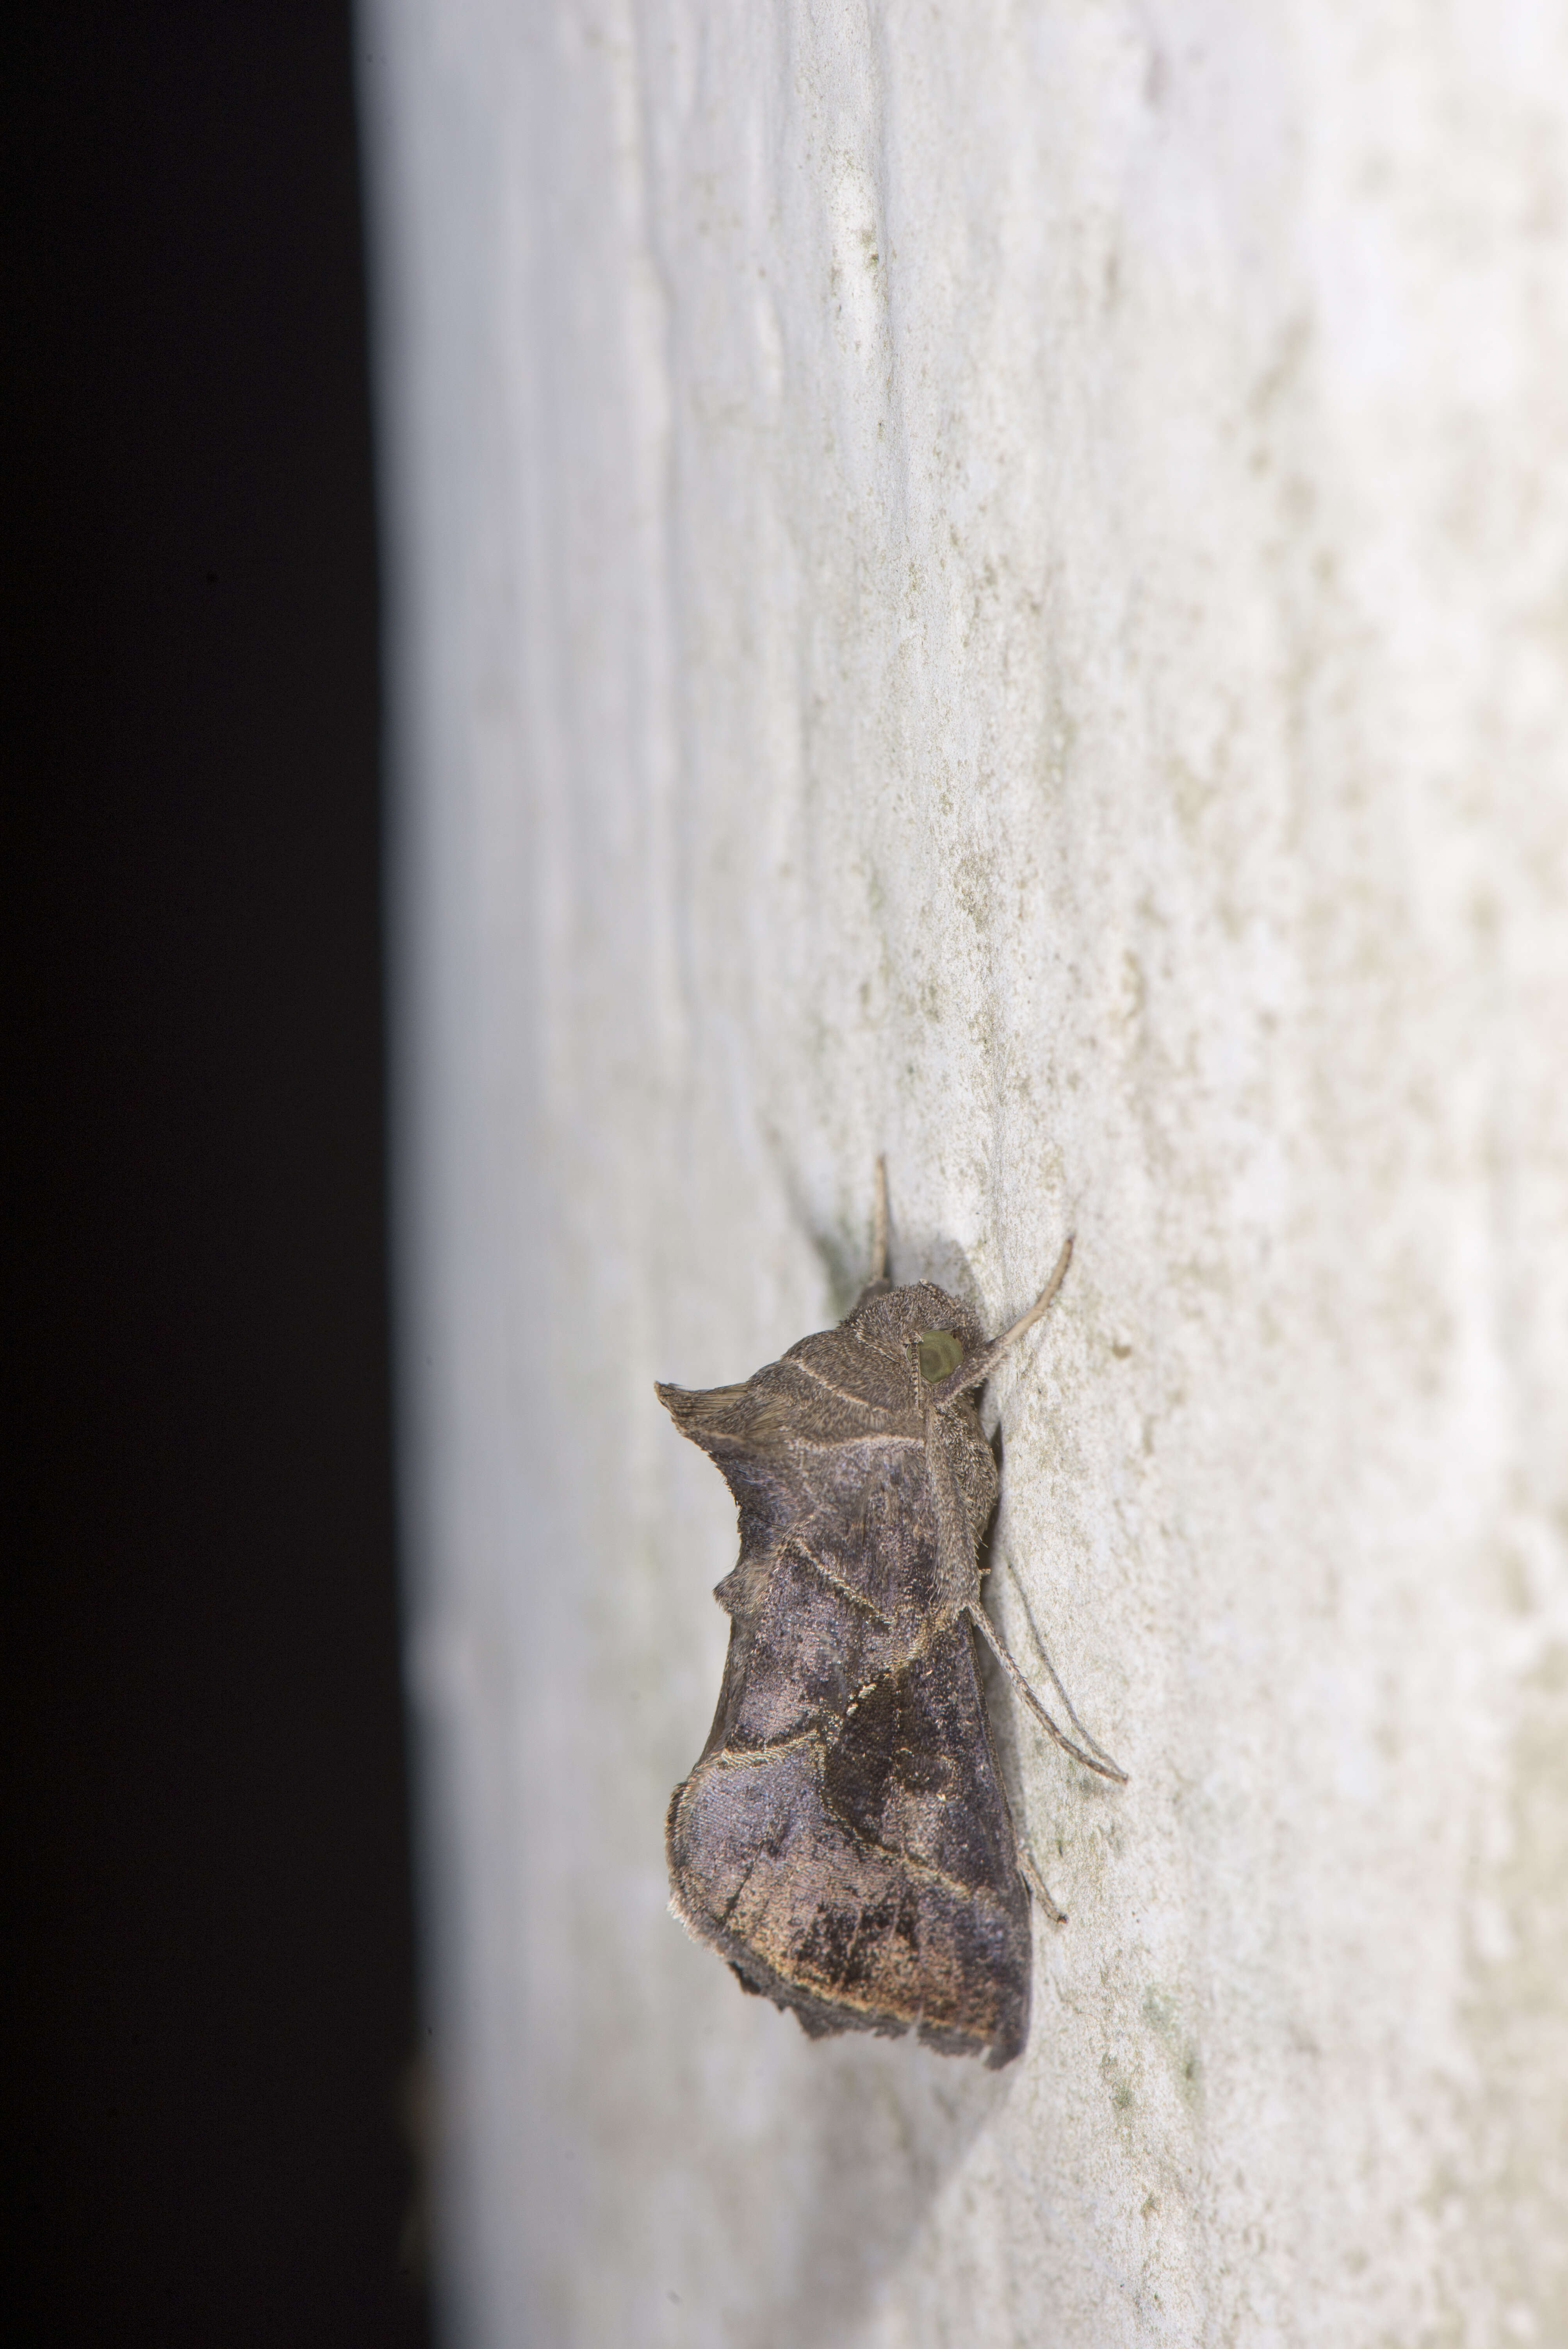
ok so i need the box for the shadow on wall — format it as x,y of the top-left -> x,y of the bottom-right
733,2033 -> 1009,2349
777,1150 -> 996,1325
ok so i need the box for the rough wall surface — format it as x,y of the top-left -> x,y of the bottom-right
360,5 -> 1568,2343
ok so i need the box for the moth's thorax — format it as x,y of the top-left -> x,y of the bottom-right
767,1280 -> 985,1424
792,1281 -> 1000,1539
656,1278 -> 1000,1570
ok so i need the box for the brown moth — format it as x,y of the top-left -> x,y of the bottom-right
657,1165 -> 1124,2068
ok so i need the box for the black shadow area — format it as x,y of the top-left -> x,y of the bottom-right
5,6 -> 428,2342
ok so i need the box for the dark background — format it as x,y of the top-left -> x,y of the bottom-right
8,4 -> 429,2341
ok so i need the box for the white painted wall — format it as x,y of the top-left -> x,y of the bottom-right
360,5 -> 1568,2342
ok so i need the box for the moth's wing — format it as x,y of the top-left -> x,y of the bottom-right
820,1627 -> 1023,1901
694,1540 -> 895,1758
659,1333 -> 1030,2066
668,1621 -> 1031,2067
656,1376 -> 811,1558
658,1366 -> 932,1750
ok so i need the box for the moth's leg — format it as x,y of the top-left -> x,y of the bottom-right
923,1394 -> 985,1612
934,1232 -> 1073,1405
997,1551 -> 1125,1778
967,1601 -> 1128,1782
1017,1843 -> 1066,1925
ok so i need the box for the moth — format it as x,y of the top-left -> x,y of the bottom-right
657,1165 -> 1124,2068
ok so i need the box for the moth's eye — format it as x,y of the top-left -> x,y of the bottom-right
917,1329 -> 964,1383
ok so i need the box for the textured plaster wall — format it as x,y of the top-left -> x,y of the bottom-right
360,5 -> 1568,2344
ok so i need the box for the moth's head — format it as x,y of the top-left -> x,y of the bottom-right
914,1327 -> 964,1383
844,1280 -> 985,1388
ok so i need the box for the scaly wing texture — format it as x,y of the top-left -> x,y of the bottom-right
660,1308 -> 1029,2065
668,1624 -> 1030,2064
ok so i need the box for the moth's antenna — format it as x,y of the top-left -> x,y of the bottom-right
967,1599 -> 1127,1782
935,1232 -> 1074,1404
870,1155 -> 889,1286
